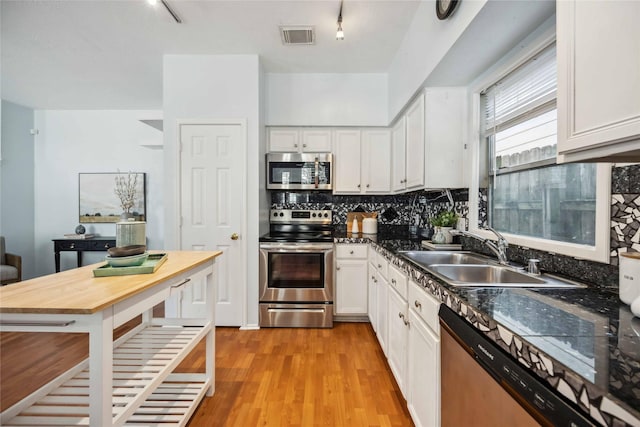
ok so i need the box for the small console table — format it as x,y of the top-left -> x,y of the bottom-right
52,236 -> 116,272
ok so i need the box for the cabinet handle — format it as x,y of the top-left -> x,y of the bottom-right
374,278 -> 378,283
294,143 -> 298,148
391,278 -> 396,285
398,312 -> 404,319
377,264 -> 382,268
404,319 -> 410,327
303,144 -> 307,148
350,250 -> 354,255
336,266 -> 341,271
414,300 -> 422,309
357,184 -> 361,188
366,184 -> 370,188
170,278 -> 191,290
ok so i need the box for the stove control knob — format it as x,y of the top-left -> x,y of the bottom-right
279,212 -> 284,217
273,212 -> 278,217
312,213 -> 317,217
324,213 -> 329,218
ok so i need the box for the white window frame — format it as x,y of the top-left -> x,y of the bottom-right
466,23 -> 611,264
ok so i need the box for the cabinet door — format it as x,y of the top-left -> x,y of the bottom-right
268,128 -> 300,152
557,1 -> 640,162
368,262 -> 378,331
391,118 -> 407,193
376,273 -> 389,356
335,259 -> 368,315
388,286 -> 409,397
408,310 -> 440,427
362,129 -> 391,193
424,88 -> 465,188
405,94 -> 425,190
334,130 -> 362,193
301,129 -> 332,152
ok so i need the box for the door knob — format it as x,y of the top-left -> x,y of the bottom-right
230,233 -> 239,240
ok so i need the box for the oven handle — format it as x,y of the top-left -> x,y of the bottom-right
260,244 -> 334,252
268,307 -> 326,313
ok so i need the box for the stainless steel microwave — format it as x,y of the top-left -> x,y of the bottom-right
266,153 -> 333,190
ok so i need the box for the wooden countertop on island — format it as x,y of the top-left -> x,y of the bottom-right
0,251 -> 222,315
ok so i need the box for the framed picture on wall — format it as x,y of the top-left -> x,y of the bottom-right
79,172 -> 146,223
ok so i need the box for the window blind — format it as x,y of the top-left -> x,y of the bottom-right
482,43 -> 557,136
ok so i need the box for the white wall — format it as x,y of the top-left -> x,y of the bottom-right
1,101 -> 35,279
265,73 -> 388,126
33,110 -> 163,276
387,0 -> 487,121
163,54 -> 262,328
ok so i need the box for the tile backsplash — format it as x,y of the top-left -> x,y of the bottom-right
270,163 -> 640,289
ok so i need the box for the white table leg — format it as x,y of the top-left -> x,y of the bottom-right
205,262 -> 216,397
89,308 -> 114,426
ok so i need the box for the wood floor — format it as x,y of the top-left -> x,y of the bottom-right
1,321 -> 413,426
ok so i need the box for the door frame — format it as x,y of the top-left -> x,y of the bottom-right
175,118 -> 248,328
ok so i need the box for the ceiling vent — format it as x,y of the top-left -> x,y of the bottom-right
280,26 -> 315,45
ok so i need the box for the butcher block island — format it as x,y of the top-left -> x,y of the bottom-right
0,250 -> 222,427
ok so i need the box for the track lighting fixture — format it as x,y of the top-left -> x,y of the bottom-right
336,1 -> 344,40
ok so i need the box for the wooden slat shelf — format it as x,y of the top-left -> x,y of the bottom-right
2,325 -> 210,427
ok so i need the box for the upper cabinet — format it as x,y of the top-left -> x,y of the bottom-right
424,88 -> 466,188
391,117 -> 407,193
268,127 -> 332,153
557,1 -> 640,162
405,94 -> 426,190
333,129 -> 391,194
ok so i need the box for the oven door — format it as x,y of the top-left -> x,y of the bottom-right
266,153 -> 332,190
259,242 -> 334,303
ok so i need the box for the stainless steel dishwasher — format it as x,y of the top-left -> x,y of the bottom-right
439,304 -> 596,427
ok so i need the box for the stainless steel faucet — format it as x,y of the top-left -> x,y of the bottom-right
450,227 -> 509,265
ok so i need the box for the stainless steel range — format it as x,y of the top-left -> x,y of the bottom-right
259,209 -> 334,328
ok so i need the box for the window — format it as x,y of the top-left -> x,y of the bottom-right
471,39 -> 610,263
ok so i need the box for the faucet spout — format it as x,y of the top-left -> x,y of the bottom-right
450,227 -> 509,265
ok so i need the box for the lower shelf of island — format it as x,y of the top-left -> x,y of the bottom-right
1,321 -> 212,427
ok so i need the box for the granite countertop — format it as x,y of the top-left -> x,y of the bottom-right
334,229 -> 640,427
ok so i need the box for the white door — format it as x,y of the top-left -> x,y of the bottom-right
179,122 -> 245,326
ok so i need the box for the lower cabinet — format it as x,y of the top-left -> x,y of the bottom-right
368,262 -> 378,332
407,280 -> 441,427
376,272 -> 389,356
335,244 -> 368,315
387,285 -> 409,397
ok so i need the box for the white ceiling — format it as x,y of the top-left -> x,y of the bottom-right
1,0 -> 422,110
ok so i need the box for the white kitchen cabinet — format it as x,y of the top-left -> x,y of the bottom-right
335,244 -> 368,316
362,129 -> 392,193
368,261 -> 378,332
557,1 -> 640,162
407,280 -> 441,427
388,285 -> 409,398
391,117 -> 407,193
334,129 -> 362,193
268,127 -> 332,153
333,129 -> 391,194
376,271 -> 389,356
405,94 -> 426,190
424,88 -> 466,188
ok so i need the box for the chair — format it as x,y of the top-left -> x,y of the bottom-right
0,236 -> 22,285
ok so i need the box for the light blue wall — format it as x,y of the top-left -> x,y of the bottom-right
1,100 -> 36,280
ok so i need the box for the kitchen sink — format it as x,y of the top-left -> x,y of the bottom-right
428,264 -> 584,288
399,251 -> 491,268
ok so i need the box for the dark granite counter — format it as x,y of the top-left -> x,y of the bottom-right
334,232 -> 640,427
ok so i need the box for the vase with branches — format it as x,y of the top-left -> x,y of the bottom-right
114,172 -> 138,219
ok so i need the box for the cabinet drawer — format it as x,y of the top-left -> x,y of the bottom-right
388,264 -> 408,300
336,244 -> 368,259
375,252 -> 389,279
408,280 -> 440,334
